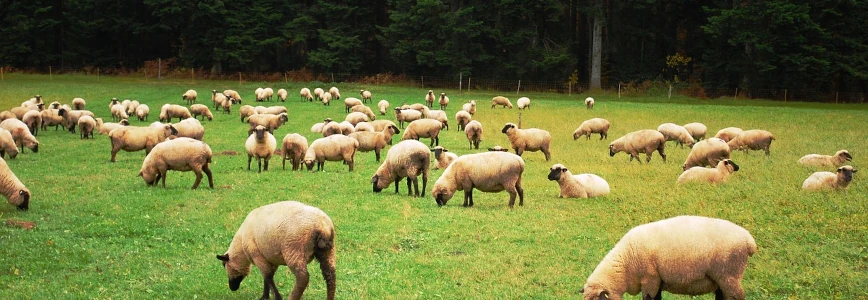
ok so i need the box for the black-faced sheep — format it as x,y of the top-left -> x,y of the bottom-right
159,104 -> 192,122
77,115 -> 96,139
0,119 -> 39,153
277,88 -> 288,102
247,113 -> 288,135
350,105 -> 377,121
329,87 -> 340,100
281,133 -> 309,171
420,106 -> 449,130
0,157 -> 30,210
464,120 -> 482,149
0,111 -> 16,121
802,165 -> 857,191
547,164 -> 610,198
21,110 -> 42,136
182,89 -> 197,105
462,100 -> 477,115
344,97 -> 363,113
439,93 -> 449,110
300,88 -> 313,102
97,119 -> 130,135
714,127 -> 743,142
239,105 -> 256,123
212,90 -> 228,110
798,150 -> 852,168
139,137 -> 213,189
425,90 -> 435,107
377,100 -> 389,115
136,104 -> 150,121
223,90 -> 242,103
109,124 -> 177,162
501,123 -> 551,161
303,135 -> 359,172
354,122 -> 374,132
516,97 -> 530,110
72,97 -> 86,110
320,92 -> 332,106
431,146 -> 458,170
683,137 -> 731,171
727,129 -> 774,155
572,118 -> 610,141
657,123 -> 695,148
349,124 -> 400,162
585,97 -> 595,109
394,108 -> 422,129
111,104 -> 129,122
402,119 -> 445,147
39,109 -> 64,131
608,129 -> 666,164
246,125 -> 277,172
0,128 -> 19,159
455,110 -> 471,131
190,104 -> 213,121
173,118 -> 205,141
254,106 -> 288,115
677,159 -> 740,184
125,100 -> 140,117
682,122 -> 707,141
371,139 -> 430,197
491,96 -> 513,108
360,90 -> 372,103
313,88 -> 324,101
432,151 -> 525,208
344,112 -> 370,126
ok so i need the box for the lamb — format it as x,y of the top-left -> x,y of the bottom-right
455,110 -> 471,131
580,216 -> 756,300
354,122 -> 374,132
97,119 -> 130,135
462,100 -> 477,115
394,108 -> 422,128
501,123 -> 551,161
173,118 -> 205,141
108,124 -> 177,162
190,104 -> 213,121
57,108 -> 95,133
349,124 -> 400,162
300,88 -> 313,102
798,150 -> 852,168
677,159 -> 740,184
572,118 -> 610,140
420,106 -> 448,130
344,97 -> 363,113
21,110 -> 42,136
425,90 -> 436,107
303,135 -> 359,172
439,93 -> 449,110
72,97 -> 86,110
254,106 -> 288,115
77,115 -> 96,139
239,105 -> 256,122
516,97 -> 530,110
223,90 -> 242,103
160,104 -> 192,122
350,105 -> 377,120
547,164 -> 610,198
714,127 -> 743,142
247,113 -> 289,134
320,91 -> 332,106
182,89 -> 197,104
111,104 -> 129,122
683,122 -> 707,141
329,86 -> 340,100
281,133 -> 309,171
314,88 -> 325,101
139,137 -> 213,189
277,88 -> 288,102
683,137 -> 731,170
402,119 -> 445,147
216,201 -> 336,300
727,129 -> 774,155
657,123 -> 695,148
464,120 -> 483,149
432,151 -> 525,208
491,96 -> 513,108
345,112 -> 370,126
212,90 -> 228,109
245,125 -> 277,172
125,100 -> 140,117
135,104 -> 150,121
0,157 -> 30,210
360,90 -> 372,103
802,165 -> 858,191
608,129 -> 667,164
377,100 -> 390,115
371,139 -> 430,197
0,128 -> 19,159
431,146 -> 458,170
0,119 -> 39,153
585,97 -> 595,109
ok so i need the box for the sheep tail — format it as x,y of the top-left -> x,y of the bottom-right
314,227 -> 335,250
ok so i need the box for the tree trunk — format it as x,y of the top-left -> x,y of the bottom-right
590,13 -> 602,90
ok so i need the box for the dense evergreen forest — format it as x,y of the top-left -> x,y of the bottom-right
1,0 -> 866,93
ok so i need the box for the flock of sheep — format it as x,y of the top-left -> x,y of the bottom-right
0,88 -> 858,299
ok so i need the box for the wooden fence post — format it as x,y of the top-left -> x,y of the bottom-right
516,80 -> 521,95
459,73 -> 463,93
158,58 -> 161,81
49,66 -> 52,80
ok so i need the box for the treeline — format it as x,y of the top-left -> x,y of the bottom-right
1,0 -> 866,93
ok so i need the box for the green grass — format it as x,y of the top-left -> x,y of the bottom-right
0,73 -> 866,299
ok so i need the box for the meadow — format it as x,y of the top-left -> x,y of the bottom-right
0,74 -> 866,299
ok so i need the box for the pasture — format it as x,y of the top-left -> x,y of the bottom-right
0,74 -> 865,299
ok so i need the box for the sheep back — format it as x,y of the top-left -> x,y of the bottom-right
371,140 -> 430,196
573,118 -> 610,140
683,138 -> 730,170
140,137 -> 213,188
0,157 -> 30,210
432,151 -> 525,207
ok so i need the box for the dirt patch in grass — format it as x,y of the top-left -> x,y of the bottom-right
6,219 -> 36,230
219,150 -> 239,156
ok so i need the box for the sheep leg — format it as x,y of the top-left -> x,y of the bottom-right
406,177 -> 413,196
394,177 -> 401,194
264,156 -> 270,171
315,246 -> 337,300
462,190 -> 473,207
374,149 -> 381,162
282,153 -> 287,170
542,147 -> 551,161
657,143 -> 667,163
257,265 -> 280,300
411,176 -> 420,197
203,164 -> 214,188
191,167 -> 203,190
160,170 -> 167,188
640,277 -> 661,300
288,265 -> 310,300
248,155 -> 253,170
110,144 -> 120,162
258,157 -> 263,173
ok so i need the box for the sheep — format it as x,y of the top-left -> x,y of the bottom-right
350,124 -> 400,162
683,137 -> 731,171
354,122 -> 374,132
77,115 -> 96,139
111,104 -> 129,122
47,101 -> 61,109
572,118 -> 610,141
245,125 -> 277,172
802,165 -> 858,191
108,124 -> 177,162
221,97 -> 235,114
254,106 -> 288,115
300,88 -> 313,102
262,88 -> 274,101
580,215 -> 757,300
125,100 -> 140,117
420,106 -> 448,130
314,88 -> 325,101
438,93 -> 450,110
0,119 -> 39,154
254,88 -> 265,102
547,164 -> 610,198
120,100 -> 131,112
657,123 -> 695,148
329,87 -> 340,100
136,104 -> 150,121
432,151 -> 525,207
0,157 -> 30,210
238,105 -> 256,123
464,120 -> 483,149
585,97 -> 595,109
394,108 -> 422,128
139,137 -> 213,189
462,100 -> 477,115
714,127 -> 743,142
343,97 -> 363,113
21,110 -> 42,136
277,88 -> 288,102
97,119 -> 130,135
338,121 -> 355,135
57,108 -> 95,133
174,118 -> 206,141
431,146 -> 458,170
160,104 -> 192,122
516,97 -> 530,110
455,111 -> 471,131
371,139 -> 430,197
501,123 -> 552,161
212,90 -> 228,109
108,97 -> 120,110
345,112 -> 370,126
424,90 -> 436,107
223,90 -> 242,103
0,128 -> 19,159
360,90 -> 372,103
404,103 -> 426,112
350,105 -> 377,120
190,104 -> 213,121
727,129 -> 775,155
281,133 -> 309,171
609,130 -> 667,163
247,113 -> 288,134
677,159 -> 740,184
402,119 -> 445,147
377,100 -> 390,115
683,122 -> 707,141
182,89 -> 197,104
798,150 -> 852,168
72,97 -> 86,110
0,111 -> 17,121
370,120 -> 397,132
216,201 -> 336,300
21,95 -> 42,107
320,91 -> 332,106
10,107 -> 37,120
491,96 -> 513,108
321,120 -> 342,137
303,135 -> 359,172
311,120 -> 328,133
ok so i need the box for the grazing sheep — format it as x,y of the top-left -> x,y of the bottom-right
0,128 -> 19,159
547,164 -> 610,198
354,122 -> 374,132
349,124 -> 400,162
338,121 -> 355,135
221,97 -> 235,114
247,113 -> 289,134
72,98 -> 86,110
136,104 -> 150,121
173,118 -> 205,141
281,133 -> 309,171
311,120 -> 329,133
431,146 -> 458,170
585,97 -> 595,109
239,105 -> 256,123
38,109 -> 61,132
125,100 -> 140,117
344,97 -> 363,113
683,122 -> 707,141
727,129 -> 774,155
139,137 -> 213,189
160,104 -> 192,122
802,165 -> 858,191
246,125 -> 277,172
182,89 -> 197,104
277,88 -> 288,102
714,127 -> 743,142
657,123 -> 696,148
371,139 -> 430,197
360,90 -> 372,103
108,124 -> 177,162
501,123 -> 551,161
572,118 -> 610,141
329,87 -> 341,100
108,98 -> 120,109
370,120 -> 397,132
491,96 -> 513,108
254,106 -> 288,115
350,105 -> 377,120
314,88 -> 325,101
212,90 -> 228,109
0,119 -> 39,153
254,88 -> 265,102
303,135 -> 359,172
580,216 -> 756,300
216,201 -> 336,300
21,110 -> 42,136
77,115 -> 96,139
394,108 -> 422,129
223,90 -> 242,103
120,100 -> 130,112
0,157 -> 30,210
404,103 -> 426,112
516,97 -> 530,110
439,93 -> 450,110
609,130 -> 667,164
97,119 -> 130,135
464,120 -> 483,149
10,107 -> 37,120
677,159 -> 740,184
683,137 -> 731,171
190,104 -> 214,121
57,108 -> 95,133
425,90 -> 435,107
420,107 -> 449,130
455,111 -> 471,131
798,150 -> 852,168
300,88 -> 313,102
377,100 -> 390,115
321,120 -> 342,137
402,119 -> 445,147
262,88 -> 274,101
462,100 -> 477,115
345,112 -> 370,126
0,111 -> 16,121
320,92 -> 332,106
432,151 -> 525,207
111,104 -> 129,122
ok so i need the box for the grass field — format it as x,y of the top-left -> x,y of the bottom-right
0,74 -> 866,299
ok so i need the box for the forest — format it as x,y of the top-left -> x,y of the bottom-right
1,0 -> 866,94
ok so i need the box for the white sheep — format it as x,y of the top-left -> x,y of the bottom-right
0,157 -> 30,210
0,111 -> 17,122
402,119 -> 445,147
683,122 -> 707,141
57,108 -> 95,133
439,93 -> 449,110
136,104 -> 150,121
277,88 -> 288,102
311,120 -> 328,133
420,106 -> 448,130
254,106 -> 288,115
108,97 -> 120,109
431,146 -> 458,170
585,97 -> 595,109
211,90 -> 225,109
216,201 -> 335,300
350,105 -> 377,120
239,105 -> 256,123
461,100 -> 477,115
432,151 -> 525,207
714,127 -> 743,142
48,101 -> 61,109
97,119 -> 130,135
321,120 -> 342,137
77,115 -> 96,139
572,118 -> 610,140
109,124 -> 177,162
547,164 -> 609,198
455,110 -> 471,131
125,100 -> 140,117
349,124 -> 400,162
371,139 -> 430,197
111,104 -> 129,122
377,99 -> 390,115
245,125 -> 277,172
247,113 -> 288,134
657,123 -> 695,148
303,135 -> 359,172
0,128 -> 19,159
182,89 -> 197,104
223,89 -> 242,103
0,119 -> 39,153
516,97 -> 530,110
798,150 -> 852,168
338,121 -> 355,135
174,118 -> 205,141
320,91 -> 332,106
802,165 -> 858,191
281,133 -> 308,171
254,88 -> 265,101
581,216 -> 756,300
464,120 -> 483,149
727,129 -> 774,155
354,122 -> 374,132
394,108 -> 422,128
221,97 -> 235,114
491,96 -> 513,108
683,137 -> 731,170
160,104 -> 192,122
139,137 -> 213,189
608,129 -> 666,164
300,88 -> 313,102
425,90 -> 435,107
344,97 -> 363,113
329,86 -> 340,100
677,159 -> 740,184
10,106 -> 37,120
21,110 -> 42,136
314,88 -> 325,101
72,97 -> 86,110
262,87 -> 274,101
360,90 -> 372,103
501,123 -> 551,161
345,112 -> 370,126
190,104 -> 213,121
40,109 -> 64,131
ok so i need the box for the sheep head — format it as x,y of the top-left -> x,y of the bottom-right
119,119 -> 130,126
501,123 -> 517,134
389,125 -> 400,135
216,253 -> 249,292
838,165 -> 857,183
580,283 -> 613,300
721,159 -> 740,172
432,184 -> 454,206
548,164 -> 567,181
839,150 -> 853,161
371,174 -> 390,193
24,140 -> 38,153
9,189 -> 29,211
431,146 -> 446,159
254,125 -> 267,140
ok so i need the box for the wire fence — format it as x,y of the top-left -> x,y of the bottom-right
2,65 -> 865,104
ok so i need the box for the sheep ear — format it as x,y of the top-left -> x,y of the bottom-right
853,169 -> 858,173
216,254 -> 230,261
137,172 -> 143,177
561,168 -> 567,172
371,175 -> 378,183
18,190 -> 25,195
598,290 -> 610,299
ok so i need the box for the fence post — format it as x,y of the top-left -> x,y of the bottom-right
158,58 -> 161,81
668,84 -> 672,99
836,92 -> 839,104
468,77 -> 471,92
421,76 -> 424,89
735,88 -> 738,100
569,82 -> 572,96
331,73 -> 335,83
618,84 -> 621,99
284,72 -> 287,84
516,80 -> 521,95
2,66 -> 4,80
191,69 -> 195,83
97,68 -> 100,81
784,89 -> 787,102
459,73 -> 463,93
50,66 -> 52,80
238,72 -> 242,84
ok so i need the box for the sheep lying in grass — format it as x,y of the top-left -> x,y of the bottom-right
402,119 -> 445,147
190,104 -> 213,121
432,151 -> 525,208
585,97 -> 595,109
683,137 -> 730,170
683,122 -> 707,141
425,90 -> 435,107
657,123 -> 695,148
0,128 -> 19,159
714,127 -> 743,142
431,146 -> 458,170
77,115 -> 96,139
491,96 -> 513,108
455,110 -> 471,131
547,164 -> 609,198
139,137 -> 213,189
677,159 -> 740,184
802,165 -> 857,191
371,139 -> 430,197
109,124 -> 177,162
581,216 -> 756,300
246,125 -> 277,172
182,89 -> 197,104
609,129 -> 666,164
0,119 -> 39,153
303,135 -> 359,172
217,201 -> 335,300
462,100 -> 477,115
72,98 -> 86,110
501,123 -> 551,161
377,100 -> 389,115
572,118 -> 610,140
349,124 -> 400,162
727,129 -> 774,155
464,120 -> 482,149
136,104 -> 150,121
281,133 -> 308,171
0,157 -> 30,210
516,97 -> 530,109
798,150 -> 852,168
